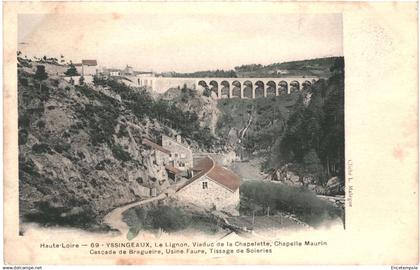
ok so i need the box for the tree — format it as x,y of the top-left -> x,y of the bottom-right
92,75 -> 100,86
65,63 -> 79,76
203,88 -> 211,97
34,65 -> 48,91
79,76 -> 85,85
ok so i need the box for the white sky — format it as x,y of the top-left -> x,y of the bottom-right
18,13 -> 343,73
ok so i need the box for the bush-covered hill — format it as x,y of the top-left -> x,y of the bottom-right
17,67 -> 213,230
216,57 -> 345,194
234,57 -> 340,78
167,57 -> 340,78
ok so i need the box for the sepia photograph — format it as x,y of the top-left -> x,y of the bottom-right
17,13 -> 344,240
3,1 -> 418,266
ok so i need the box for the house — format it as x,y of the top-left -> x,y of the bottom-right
176,156 -> 240,214
108,69 -> 121,77
123,65 -> 134,76
142,138 -> 171,166
142,136 -> 189,181
80,60 -> 98,76
161,135 -> 193,171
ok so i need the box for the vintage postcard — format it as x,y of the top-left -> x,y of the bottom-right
3,1 -> 418,266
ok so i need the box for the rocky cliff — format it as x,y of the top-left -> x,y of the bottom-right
18,68 -> 181,230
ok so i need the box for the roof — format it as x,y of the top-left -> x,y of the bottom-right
207,162 -> 240,191
74,63 -> 82,66
82,60 -> 97,66
165,165 -> 181,175
162,135 -> 190,151
142,138 -> 170,155
179,156 -> 240,192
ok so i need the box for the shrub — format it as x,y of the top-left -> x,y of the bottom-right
117,124 -> 129,138
53,143 -> 71,153
239,181 -> 342,227
19,77 -> 28,86
64,64 -> 79,76
36,120 -> 46,129
19,113 -> 31,128
34,65 -> 48,82
39,85 -> 50,101
32,143 -> 52,154
148,206 -> 191,232
19,158 -> 40,177
52,79 -> 60,87
18,129 -> 28,145
111,144 -> 131,162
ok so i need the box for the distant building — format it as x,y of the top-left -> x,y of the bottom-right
108,69 -> 121,77
81,60 -> 98,76
176,156 -> 240,214
74,60 -> 98,76
123,65 -> 134,76
276,69 -> 289,75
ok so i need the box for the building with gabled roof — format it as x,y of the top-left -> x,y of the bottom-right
74,59 -> 98,76
176,156 -> 240,214
142,135 -> 193,183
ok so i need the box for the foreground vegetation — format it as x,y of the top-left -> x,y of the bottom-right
123,205 -> 221,239
239,181 -> 343,227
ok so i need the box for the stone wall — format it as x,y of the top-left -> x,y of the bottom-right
176,175 -> 239,212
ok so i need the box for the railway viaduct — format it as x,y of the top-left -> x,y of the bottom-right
133,76 -> 319,98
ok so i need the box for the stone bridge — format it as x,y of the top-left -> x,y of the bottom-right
133,76 -> 319,99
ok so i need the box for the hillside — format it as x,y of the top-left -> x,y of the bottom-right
234,57 -> 340,78
17,66 -> 212,230
215,57 -> 345,194
167,57 -> 340,78
18,56 -> 344,231
160,87 -> 220,137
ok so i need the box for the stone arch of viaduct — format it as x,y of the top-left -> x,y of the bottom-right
135,76 -> 319,98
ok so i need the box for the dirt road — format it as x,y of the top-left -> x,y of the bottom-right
103,193 -> 166,235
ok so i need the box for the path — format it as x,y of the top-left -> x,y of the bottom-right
103,193 -> 166,235
103,179 -> 189,235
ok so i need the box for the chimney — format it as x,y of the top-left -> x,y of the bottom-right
176,135 -> 181,143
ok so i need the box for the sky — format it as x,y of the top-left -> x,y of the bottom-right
18,13 -> 343,73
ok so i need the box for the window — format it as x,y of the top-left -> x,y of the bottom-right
202,182 -> 208,189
